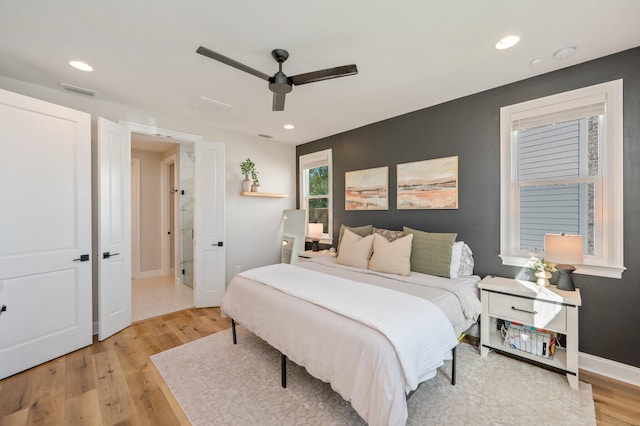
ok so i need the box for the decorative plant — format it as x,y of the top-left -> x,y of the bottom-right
527,257 -> 556,273
240,158 -> 255,176
251,169 -> 260,186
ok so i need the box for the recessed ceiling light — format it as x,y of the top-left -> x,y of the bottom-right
69,60 -> 93,72
495,35 -> 520,50
283,124 -> 295,130
553,46 -> 577,60
530,58 -> 543,66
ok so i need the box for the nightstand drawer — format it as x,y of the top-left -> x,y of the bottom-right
487,292 -> 567,333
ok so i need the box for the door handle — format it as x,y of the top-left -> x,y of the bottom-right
73,254 -> 90,262
103,252 -> 121,259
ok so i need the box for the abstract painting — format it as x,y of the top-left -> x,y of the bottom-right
345,166 -> 388,210
397,156 -> 458,209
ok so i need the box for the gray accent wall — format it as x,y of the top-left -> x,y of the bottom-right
296,47 -> 640,368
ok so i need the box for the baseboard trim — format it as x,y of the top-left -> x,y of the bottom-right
580,351 -> 640,387
138,269 -> 163,279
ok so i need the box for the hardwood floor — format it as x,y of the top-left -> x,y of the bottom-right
0,308 -> 231,426
0,308 -> 638,425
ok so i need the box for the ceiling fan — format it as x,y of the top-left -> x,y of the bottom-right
196,46 -> 358,111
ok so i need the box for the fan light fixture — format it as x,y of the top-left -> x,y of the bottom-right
284,124 -> 295,130
495,35 -> 520,50
69,60 -> 93,72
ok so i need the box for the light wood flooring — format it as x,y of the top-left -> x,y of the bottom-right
0,308 -> 638,425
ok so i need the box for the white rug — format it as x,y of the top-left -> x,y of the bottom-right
151,327 -> 596,425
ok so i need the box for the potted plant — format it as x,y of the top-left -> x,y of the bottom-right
250,169 -> 260,192
527,257 -> 556,287
240,158 -> 255,192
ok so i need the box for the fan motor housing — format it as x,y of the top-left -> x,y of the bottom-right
269,72 -> 292,94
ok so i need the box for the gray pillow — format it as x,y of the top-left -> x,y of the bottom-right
403,226 -> 457,278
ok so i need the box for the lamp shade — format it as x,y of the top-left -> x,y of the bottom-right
544,234 -> 583,265
308,223 -> 323,239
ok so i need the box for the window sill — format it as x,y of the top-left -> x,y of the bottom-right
499,254 -> 625,279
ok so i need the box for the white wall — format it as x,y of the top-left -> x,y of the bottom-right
131,149 -> 163,274
0,76 -> 296,304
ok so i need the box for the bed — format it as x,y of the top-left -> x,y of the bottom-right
221,227 -> 482,426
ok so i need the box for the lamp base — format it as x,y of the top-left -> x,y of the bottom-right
555,264 -> 576,291
311,239 -> 320,252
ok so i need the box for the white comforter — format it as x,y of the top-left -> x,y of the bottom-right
238,263 -> 459,390
221,260 -> 481,426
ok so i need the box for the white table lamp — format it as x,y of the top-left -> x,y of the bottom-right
544,233 -> 583,291
308,223 -> 323,252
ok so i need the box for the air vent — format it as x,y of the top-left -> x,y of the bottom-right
59,82 -> 98,97
192,96 -> 232,112
258,134 -> 273,139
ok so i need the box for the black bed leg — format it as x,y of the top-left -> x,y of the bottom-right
231,319 -> 237,344
281,354 -> 287,388
451,345 -> 457,386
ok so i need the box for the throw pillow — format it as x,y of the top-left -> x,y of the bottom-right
337,224 -> 373,252
335,228 -> 374,269
403,226 -> 457,278
369,233 -> 413,276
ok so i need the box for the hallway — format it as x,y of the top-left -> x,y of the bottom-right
132,275 -> 193,322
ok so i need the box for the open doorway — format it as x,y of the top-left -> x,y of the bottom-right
130,133 -> 194,321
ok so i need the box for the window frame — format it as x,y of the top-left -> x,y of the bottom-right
299,149 -> 333,243
499,79 -> 624,278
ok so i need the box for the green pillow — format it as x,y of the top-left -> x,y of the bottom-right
403,226 -> 457,278
337,224 -> 373,252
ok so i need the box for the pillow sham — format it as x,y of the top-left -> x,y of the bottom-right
372,227 -> 404,242
337,224 -> 373,252
335,228 -> 375,268
458,242 -> 475,276
369,233 -> 413,276
449,241 -> 475,278
403,226 -> 457,278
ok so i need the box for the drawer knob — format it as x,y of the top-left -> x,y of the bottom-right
511,306 -> 538,315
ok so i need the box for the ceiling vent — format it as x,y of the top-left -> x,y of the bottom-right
192,96 -> 232,113
59,82 -> 98,97
258,134 -> 273,139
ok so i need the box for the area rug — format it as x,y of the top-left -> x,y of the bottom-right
151,327 -> 596,425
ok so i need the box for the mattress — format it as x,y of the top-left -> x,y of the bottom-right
221,258 -> 481,425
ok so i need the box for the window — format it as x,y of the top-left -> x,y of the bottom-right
299,149 -> 332,241
500,80 -> 624,278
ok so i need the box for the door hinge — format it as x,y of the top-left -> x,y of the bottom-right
182,269 -> 185,275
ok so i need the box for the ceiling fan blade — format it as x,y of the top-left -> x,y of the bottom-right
272,92 -> 286,111
290,64 -> 358,86
196,46 -> 271,81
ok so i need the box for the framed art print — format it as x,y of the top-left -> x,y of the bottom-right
397,156 -> 458,209
345,166 -> 388,210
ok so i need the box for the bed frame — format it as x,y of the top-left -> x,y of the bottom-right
230,318 -> 459,391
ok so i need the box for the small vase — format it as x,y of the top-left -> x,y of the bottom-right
535,270 -> 552,287
251,183 -> 259,192
242,175 -> 251,192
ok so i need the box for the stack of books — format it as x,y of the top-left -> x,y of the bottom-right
502,321 -> 557,359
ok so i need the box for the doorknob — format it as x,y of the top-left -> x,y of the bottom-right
103,252 -> 121,259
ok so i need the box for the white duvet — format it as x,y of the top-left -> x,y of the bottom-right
221,260 -> 481,426
238,263 -> 459,390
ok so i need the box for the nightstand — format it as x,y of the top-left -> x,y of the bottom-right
479,275 -> 582,389
297,250 -> 336,261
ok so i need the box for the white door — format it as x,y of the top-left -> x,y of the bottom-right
97,118 -> 132,340
194,142 -> 225,307
0,89 -> 92,379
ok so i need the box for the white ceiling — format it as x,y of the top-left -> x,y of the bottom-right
1,1 -> 639,145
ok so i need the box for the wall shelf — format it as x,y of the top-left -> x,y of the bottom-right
240,191 -> 288,198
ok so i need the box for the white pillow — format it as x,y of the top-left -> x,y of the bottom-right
450,241 -> 464,279
450,241 -> 475,278
335,228 -> 375,269
369,233 -> 413,276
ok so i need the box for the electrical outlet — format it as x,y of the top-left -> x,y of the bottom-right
235,265 -> 241,273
